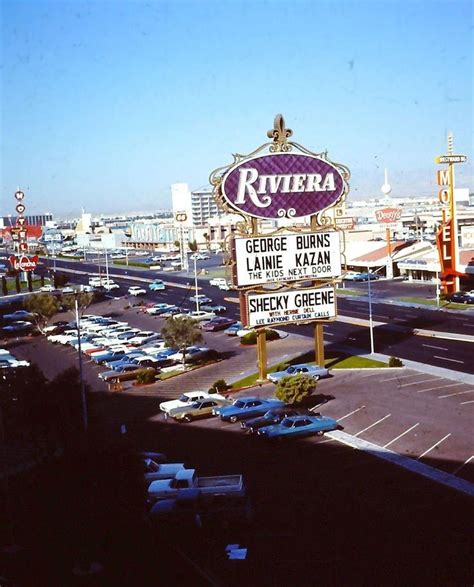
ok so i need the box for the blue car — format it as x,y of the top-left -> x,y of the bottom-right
213,397 -> 285,423
224,322 -> 243,336
149,280 -> 166,291
257,414 -> 338,439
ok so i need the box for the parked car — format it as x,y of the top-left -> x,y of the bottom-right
128,332 -> 162,346
160,390 -> 225,417
257,414 -> 338,438
200,304 -> 227,314
183,310 -> 216,322
267,363 -> 330,383
170,397 -> 232,422
167,346 -> 213,363
209,278 -> 227,287
354,272 -> 380,281
214,397 -> 285,423
149,280 -> 166,291
147,303 -> 177,315
128,286 -> 147,296
202,317 -> 237,332
148,469 -> 244,502
2,321 -> 36,335
39,284 -> 56,292
2,310 -> 36,322
61,286 -> 76,294
224,322 -> 243,336
98,365 -> 156,382
189,294 -> 212,305
447,291 -> 474,304
342,271 -> 363,281
149,489 -> 251,527
240,407 -> 313,433
102,281 -> 119,291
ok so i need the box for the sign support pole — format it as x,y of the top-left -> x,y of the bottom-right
310,215 -> 325,367
251,217 -> 268,384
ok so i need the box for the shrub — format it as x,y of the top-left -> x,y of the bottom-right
241,329 -> 281,346
275,373 -> 317,404
241,331 -> 257,345
209,379 -> 228,393
389,356 -> 403,367
136,369 -> 157,384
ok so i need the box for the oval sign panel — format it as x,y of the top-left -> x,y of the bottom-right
221,152 -> 344,219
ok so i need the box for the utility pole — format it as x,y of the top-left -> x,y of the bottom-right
193,255 -> 199,312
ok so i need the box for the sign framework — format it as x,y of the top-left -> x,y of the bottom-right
231,231 -> 341,287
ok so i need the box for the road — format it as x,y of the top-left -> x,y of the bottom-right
29,256 -> 474,375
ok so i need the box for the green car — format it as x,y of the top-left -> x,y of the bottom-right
172,397 -> 232,422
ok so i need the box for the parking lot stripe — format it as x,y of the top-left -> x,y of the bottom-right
417,434 -> 451,460
460,400 -> 474,405
337,406 -> 365,422
452,456 -> 474,476
433,355 -> 465,364
438,389 -> 474,399
383,423 -> 420,448
354,414 -> 391,437
399,379 -> 436,387
417,383 -> 459,393
422,344 -> 448,351
327,430 -> 474,497
380,374 -> 420,382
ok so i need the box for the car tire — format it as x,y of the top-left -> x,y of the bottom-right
316,430 -> 324,436
183,414 -> 193,423
230,415 -> 238,423
313,375 -> 320,381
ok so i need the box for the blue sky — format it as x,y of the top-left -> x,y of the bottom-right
1,0 -> 472,216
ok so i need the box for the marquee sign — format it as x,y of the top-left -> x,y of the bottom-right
244,285 -> 336,328
9,255 -> 38,272
221,153 -> 345,220
232,231 -> 341,287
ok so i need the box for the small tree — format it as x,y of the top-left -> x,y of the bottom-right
174,240 -> 181,250
161,316 -> 203,367
61,292 -> 93,313
203,233 -> 211,251
27,271 -> 33,292
24,292 -> 60,333
188,240 -> 198,252
53,272 -> 69,289
275,373 -> 317,404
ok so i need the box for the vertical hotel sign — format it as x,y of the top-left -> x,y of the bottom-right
435,134 -> 467,294
9,189 -> 38,272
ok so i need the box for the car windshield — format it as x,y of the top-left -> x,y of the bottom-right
286,367 -> 296,374
281,419 -> 294,428
234,400 -> 246,408
179,394 -> 191,402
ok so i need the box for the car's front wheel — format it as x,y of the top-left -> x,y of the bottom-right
183,414 -> 193,423
230,415 -> 238,423
316,430 -> 324,436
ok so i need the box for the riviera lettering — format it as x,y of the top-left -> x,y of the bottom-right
234,168 -> 336,208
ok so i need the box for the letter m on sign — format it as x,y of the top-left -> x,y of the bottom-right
437,170 -> 450,186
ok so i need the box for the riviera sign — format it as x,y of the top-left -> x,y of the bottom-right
245,285 -> 336,328
221,152 -> 345,219
232,231 -> 341,287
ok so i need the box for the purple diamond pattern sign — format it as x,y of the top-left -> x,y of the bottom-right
221,153 -> 344,219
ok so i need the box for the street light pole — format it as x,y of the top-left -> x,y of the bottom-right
194,255 -> 199,312
105,248 -> 109,284
367,266 -> 375,354
74,294 -> 88,433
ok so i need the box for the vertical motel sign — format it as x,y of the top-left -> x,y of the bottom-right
435,134 -> 467,294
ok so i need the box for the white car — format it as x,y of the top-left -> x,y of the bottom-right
128,332 -> 162,346
160,391 -> 226,417
167,346 -> 211,363
209,278 -> 227,287
236,327 -> 253,338
128,286 -> 147,296
173,310 -> 215,322
103,282 -> 119,291
39,284 -> 56,292
61,286 -> 76,294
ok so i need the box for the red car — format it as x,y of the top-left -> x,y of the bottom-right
202,317 -> 237,332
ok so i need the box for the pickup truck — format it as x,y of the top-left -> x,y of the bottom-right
148,469 -> 244,501
149,488 -> 252,527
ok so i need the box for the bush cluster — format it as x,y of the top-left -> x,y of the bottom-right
388,356 -> 403,367
240,329 -> 280,346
